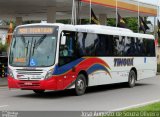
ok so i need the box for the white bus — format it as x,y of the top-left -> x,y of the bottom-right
8,23 -> 157,95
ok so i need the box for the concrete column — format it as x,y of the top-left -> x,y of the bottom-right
16,17 -> 23,26
99,14 -> 107,25
47,7 -> 56,23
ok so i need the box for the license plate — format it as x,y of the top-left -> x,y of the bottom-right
24,82 -> 32,85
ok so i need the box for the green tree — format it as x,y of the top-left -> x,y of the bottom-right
57,19 -> 71,24
80,19 -> 90,24
107,18 -> 116,27
0,42 -> 8,53
107,17 -> 138,32
125,17 -> 138,32
3,20 -> 16,29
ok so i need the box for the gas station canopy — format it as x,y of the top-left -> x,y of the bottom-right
0,0 -> 157,23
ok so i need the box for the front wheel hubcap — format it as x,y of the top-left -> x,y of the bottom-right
77,79 -> 84,90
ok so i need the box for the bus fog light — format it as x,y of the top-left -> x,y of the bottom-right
45,69 -> 54,79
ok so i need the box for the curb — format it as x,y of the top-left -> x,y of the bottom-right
113,99 -> 160,111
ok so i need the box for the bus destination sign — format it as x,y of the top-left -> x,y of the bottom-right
17,27 -> 54,34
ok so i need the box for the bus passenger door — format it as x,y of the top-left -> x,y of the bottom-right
58,31 -> 77,89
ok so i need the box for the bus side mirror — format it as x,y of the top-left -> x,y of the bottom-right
61,34 -> 66,45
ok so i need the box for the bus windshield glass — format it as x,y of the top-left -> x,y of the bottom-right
9,26 -> 58,67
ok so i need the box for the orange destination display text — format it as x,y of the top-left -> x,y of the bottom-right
18,27 -> 54,34
14,58 -> 26,63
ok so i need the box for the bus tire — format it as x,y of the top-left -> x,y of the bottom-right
75,74 -> 87,96
33,90 -> 45,94
128,70 -> 136,88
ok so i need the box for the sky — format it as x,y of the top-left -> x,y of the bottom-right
140,0 -> 158,5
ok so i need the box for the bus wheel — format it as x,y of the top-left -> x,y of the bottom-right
128,70 -> 136,88
75,74 -> 87,96
33,90 -> 45,94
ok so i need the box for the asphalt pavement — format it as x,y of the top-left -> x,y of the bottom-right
0,76 -> 160,111
0,78 -> 7,87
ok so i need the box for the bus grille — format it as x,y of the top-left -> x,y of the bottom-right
16,69 -> 44,80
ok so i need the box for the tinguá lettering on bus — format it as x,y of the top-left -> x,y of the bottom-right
114,58 -> 134,67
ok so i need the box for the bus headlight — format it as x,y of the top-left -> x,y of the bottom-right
45,69 -> 54,79
8,68 -> 14,78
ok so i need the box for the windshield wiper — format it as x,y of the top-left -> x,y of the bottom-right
32,39 -> 36,56
20,35 -> 26,45
34,35 -> 47,49
20,36 -> 30,57
32,35 -> 47,56
13,38 -> 16,48
13,36 -> 17,48
25,40 -> 29,57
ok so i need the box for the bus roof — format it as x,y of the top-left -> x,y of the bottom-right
16,23 -> 154,40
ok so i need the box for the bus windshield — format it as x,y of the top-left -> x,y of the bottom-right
9,34 -> 58,67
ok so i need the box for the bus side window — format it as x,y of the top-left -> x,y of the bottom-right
77,32 -> 100,56
145,39 -> 155,57
136,38 -> 144,56
59,31 -> 76,66
113,36 -> 125,56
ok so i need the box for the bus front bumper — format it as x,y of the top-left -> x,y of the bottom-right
8,76 -> 57,90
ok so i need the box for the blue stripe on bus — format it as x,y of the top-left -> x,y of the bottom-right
53,58 -> 85,75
